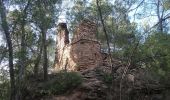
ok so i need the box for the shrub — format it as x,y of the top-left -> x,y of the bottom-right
25,71 -> 82,99
44,71 -> 82,94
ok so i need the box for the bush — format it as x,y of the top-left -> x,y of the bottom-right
0,81 -> 10,100
44,71 -> 82,94
25,71 -> 82,99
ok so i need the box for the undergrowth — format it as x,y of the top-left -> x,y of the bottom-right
24,71 -> 82,99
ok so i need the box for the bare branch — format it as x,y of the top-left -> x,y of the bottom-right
128,0 -> 145,12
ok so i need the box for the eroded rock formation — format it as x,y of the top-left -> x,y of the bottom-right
54,20 -> 102,71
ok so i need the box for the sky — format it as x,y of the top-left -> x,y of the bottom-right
0,33 -> 3,45
58,0 -> 74,23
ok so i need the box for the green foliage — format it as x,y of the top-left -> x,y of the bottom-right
0,46 -> 7,63
122,32 -> 170,84
102,73 -> 112,85
31,0 -> 62,30
0,81 -> 10,100
25,72 -> 82,99
163,0 -> 170,10
143,33 -> 170,82
45,72 -> 82,94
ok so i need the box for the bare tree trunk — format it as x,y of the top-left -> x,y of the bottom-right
156,0 -> 163,32
17,1 -> 31,99
96,0 -> 113,71
96,0 -> 114,99
34,41 -> 42,77
0,1 -> 16,100
42,29 -> 48,80
17,9 -> 27,100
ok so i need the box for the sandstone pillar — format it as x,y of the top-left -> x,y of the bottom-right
54,23 -> 69,68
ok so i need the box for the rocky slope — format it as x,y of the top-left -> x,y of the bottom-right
43,67 -> 109,100
42,64 -> 170,100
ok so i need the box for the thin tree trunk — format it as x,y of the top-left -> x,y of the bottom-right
17,9 -> 27,100
156,0 -> 163,32
34,42 -> 42,77
17,1 -> 31,99
96,0 -> 114,99
96,0 -> 113,71
42,29 -> 48,80
0,1 -> 16,100
19,0 -> 30,79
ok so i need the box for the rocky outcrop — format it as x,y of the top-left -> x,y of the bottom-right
54,20 -> 102,71
43,67 -> 109,100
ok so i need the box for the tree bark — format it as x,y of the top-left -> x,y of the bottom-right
96,0 -> 113,71
34,41 -> 43,77
96,1 -> 114,99
0,1 -> 16,100
42,29 -> 48,80
17,1 -> 31,99
156,0 -> 163,32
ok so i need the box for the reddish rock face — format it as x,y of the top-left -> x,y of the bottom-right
54,20 -> 102,71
